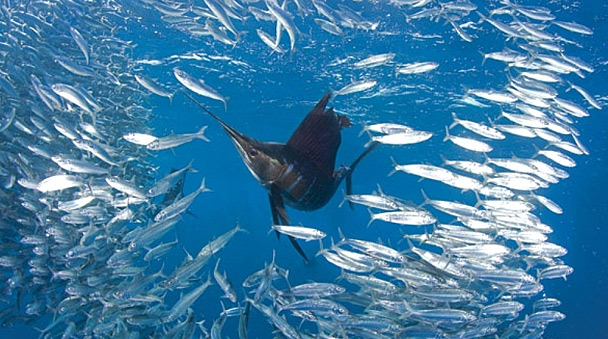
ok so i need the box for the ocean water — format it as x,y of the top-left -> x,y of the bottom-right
1,0 -> 607,338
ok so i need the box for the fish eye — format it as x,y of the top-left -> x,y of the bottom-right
249,150 -> 258,156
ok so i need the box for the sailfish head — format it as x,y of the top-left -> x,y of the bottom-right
182,91 -> 285,187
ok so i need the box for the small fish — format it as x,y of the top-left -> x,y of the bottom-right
314,18 -> 343,36
154,178 -> 211,222
204,0 -> 239,38
214,259 -> 238,303
444,126 -> 493,153
69,27 -> 90,64
396,61 -> 439,75
36,175 -> 83,193
270,225 -> 326,241
334,80 -> 377,96
441,157 -> 495,176
123,132 -> 158,146
450,112 -> 505,140
467,89 -> 518,103
57,196 -> 96,212
238,302 -> 251,339
389,159 -> 457,182
367,209 -> 436,227
354,53 -> 395,68
487,172 -> 547,191
265,0 -> 297,51
256,29 -> 287,54
105,177 -> 147,199
134,74 -> 174,101
147,160 -> 195,198
165,276 -> 213,323
211,311 -> 228,339
144,239 -> 178,261
51,156 -> 109,175
54,56 -> 95,77
567,82 -> 601,110
368,130 -> 433,146
51,83 -> 93,114
146,126 -> 209,151
288,282 -> 345,297
197,224 -> 245,260
341,190 -> 406,211
174,68 -> 228,110
359,123 -> 413,136
552,20 -> 593,35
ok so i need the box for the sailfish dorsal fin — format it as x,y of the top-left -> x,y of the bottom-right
286,92 -> 351,178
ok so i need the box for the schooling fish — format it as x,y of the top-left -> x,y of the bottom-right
183,91 -> 379,262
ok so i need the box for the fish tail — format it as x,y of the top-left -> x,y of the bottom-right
366,208 -> 375,228
419,189 -> 431,208
449,112 -> 459,129
388,156 -> 399,177
337,227 -> 346,245
197,177 -> 211,193
197,126 -> 210,142
357,125 -> 368,137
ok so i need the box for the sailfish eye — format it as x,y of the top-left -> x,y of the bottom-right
249,150 -> 258,156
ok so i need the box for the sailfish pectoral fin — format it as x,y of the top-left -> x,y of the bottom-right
345,141 -> 381,210
268,193 -> 281,239
269,185 -> 309,263
288,235 -> 309,263
346,174 -> 354,210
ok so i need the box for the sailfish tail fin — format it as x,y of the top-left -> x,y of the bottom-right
345,141 -> 380,210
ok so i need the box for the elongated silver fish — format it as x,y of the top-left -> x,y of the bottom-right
146,126 -> 209,150
333,80 -> 377,96
174,68 -> 228,110
154,178 -> 211,222
270,225 -> 326,241
135,74 -> 174,101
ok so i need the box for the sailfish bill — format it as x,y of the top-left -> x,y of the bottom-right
183,90 -> 379,262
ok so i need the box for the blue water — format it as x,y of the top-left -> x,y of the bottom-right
149,1 -> 608,336
2,0 -> 607,338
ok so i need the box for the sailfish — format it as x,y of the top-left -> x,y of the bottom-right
183,91 -> 379,262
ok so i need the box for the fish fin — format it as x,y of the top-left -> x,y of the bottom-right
288,235 -> 309,263
337,227 -> 346,244
268,193 -> 281,239
269,186 -> 307,262
337,188 -> 348,208
286,91 -> 343,177
185,210 -> 200,219
345,174 -> 354,210
197,126 -> 210,142
223,97 -> 229,112
419,189 -> 431,208
345,141 -> 380,209
443,125 -> 451,142
449,112 -> 459,129
366,208 -> 375,228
